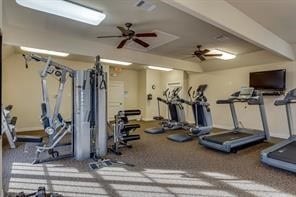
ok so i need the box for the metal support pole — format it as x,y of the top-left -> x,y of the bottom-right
286,103 -> 294,137
229,103 -> 239,129
259,101 -> 270,139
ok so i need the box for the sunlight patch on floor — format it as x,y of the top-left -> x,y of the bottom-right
200,172 -> 238,180
143,172 -> 212,186
12,164 -> 80,172
7,163 -> 294,197
201,171 -> 293,197
167,187 -> 235,197
223,180 -> 294,197
8,163 -> 107,196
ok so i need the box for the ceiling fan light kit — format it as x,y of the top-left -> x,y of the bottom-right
209,49 -> 236,60
192,45 -> 236,61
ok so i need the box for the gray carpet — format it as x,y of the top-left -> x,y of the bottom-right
2,121 -> 296,197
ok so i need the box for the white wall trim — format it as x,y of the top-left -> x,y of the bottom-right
142,118 -> 154,122
213,124 -> 233,130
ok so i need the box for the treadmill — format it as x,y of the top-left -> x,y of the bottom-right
199,87 -> 270,153
261,88 -> 296,173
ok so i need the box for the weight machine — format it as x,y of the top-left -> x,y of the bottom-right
109,110 -> 141,155
23,54 -> 107,164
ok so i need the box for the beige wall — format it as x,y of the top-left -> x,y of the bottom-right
189,61 -> 296,138
3,52 -> 94,131
109,68 -> 139,110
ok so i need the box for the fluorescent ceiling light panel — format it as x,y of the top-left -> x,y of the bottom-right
210,49 -> 236,60
20,46 -> 69,57
148,66 -> 173,71
16,0 -> 106,25
100,59 -> 132,66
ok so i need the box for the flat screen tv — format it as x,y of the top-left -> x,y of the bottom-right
249,69 -> 286,91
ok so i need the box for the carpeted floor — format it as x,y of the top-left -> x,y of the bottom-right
3,121 -> 296,197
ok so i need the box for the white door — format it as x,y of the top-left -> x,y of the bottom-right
108,81 -> 124,120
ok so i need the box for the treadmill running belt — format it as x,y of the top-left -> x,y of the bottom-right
267,141 -> 296,164
203,132 -> 252,145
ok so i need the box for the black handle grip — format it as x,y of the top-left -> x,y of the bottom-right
274,100 -> 287,106
248,98 -> 260,105
217,99 -> 232,104
157,97 -> 168,104
120,110 -> 141,116
32,56 -> 41,62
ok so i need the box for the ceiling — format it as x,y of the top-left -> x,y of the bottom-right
3,0 -> 261,64
227,0 -> 296,43
3,0 -> 292,72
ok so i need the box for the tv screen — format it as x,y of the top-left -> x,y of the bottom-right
249,69 -> 286,91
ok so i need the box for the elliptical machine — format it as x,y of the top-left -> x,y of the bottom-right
167,84 -> 213,142
145,87 -> 185,134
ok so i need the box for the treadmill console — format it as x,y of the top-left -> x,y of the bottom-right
238,87 -> 254,99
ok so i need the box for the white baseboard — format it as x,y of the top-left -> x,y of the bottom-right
213,124 -> 233,130
270,133 -> 288,139
142,118 -> 154,122
16,126 -> 43,132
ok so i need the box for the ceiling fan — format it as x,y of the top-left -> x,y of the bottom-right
193,45 -> 222,61
96,22 -> 157,49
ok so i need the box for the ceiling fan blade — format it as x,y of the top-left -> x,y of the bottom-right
201,49 -> 210,54
97,35 -> 124,38
117,26 -> 127,34
135,33 -> 157,37
198,55 -> 206,61
117,39 -> 129,49
133,38 -> 150,48
204,54 -> 223,57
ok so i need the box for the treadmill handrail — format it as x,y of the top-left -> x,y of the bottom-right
157,97 -> 169,104
217,96 -> 262,105
275,99 -> 296,106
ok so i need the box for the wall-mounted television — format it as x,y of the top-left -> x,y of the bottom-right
249,69 -> 286,91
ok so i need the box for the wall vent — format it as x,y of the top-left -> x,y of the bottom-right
215,34 -> 230,41
135,0 -> 156,12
